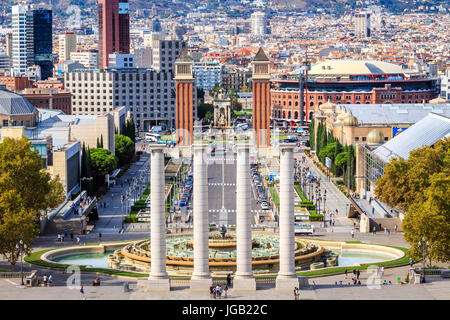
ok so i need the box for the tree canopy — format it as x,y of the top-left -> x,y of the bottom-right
375,138 -> 450,263
115,134 -> 135,167
0,137 -> 64,268
90,148 -> 118,189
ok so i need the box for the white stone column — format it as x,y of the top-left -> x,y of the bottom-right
148,144 -> 170,291
233,143 -> 256,290
276,143 -> 300,290
190,143 -> 212,290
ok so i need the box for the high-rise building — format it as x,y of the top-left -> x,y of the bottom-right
251,11 -> 268,36
98,0 -> 130,69
32,4 -> 53,80
59,32 -> 77,62
152,39 -> 186,73
11,5 -> 34,76
355,12 -> 371,38
133,48 -> 152,68
11,4 -> 53,80
65,67 -> 177,130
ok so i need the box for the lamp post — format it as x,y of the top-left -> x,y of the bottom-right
15,240 -> 27,286
418,237 -> 429,283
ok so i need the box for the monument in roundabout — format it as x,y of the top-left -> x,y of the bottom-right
144,139 -> 305,292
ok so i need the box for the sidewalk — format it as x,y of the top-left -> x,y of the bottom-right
294,151 -> 352,227
94,154 -> 150,234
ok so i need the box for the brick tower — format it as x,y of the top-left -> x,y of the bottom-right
174,49 -> 195,146
252,47 -> 271,147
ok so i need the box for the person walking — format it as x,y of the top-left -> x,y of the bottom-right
76,237 -> 80,245
226,274 -> 232,287
48,274 -> 52,286
373,226 -> 376,235
351,229 -> 355,239
344,269 -> 348,278
356,269 -> 360,280
409,258 -> 413,268
57,234 -> 61,242
224,285 -> 228,299
99,233 -> 102,242
381,266 -> 384,278
394,224 -> 398,232
80,286 -> 86,300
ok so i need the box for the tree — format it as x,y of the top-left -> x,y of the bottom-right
240,85 -> 251,92
402,173 -> 450,263
375,138 -> 450,263
115,134 -> 135,167
100,134 -> 104,148
375,138 -> 449,212
197,103 -> 214,120
90,148 -> 118,189
0,137 -> 64,268
209,83 -> 221,98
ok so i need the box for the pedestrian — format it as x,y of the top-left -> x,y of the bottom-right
62,235 -> 65,242
76,237 -> 80,245
70,233 -> 74,241
409,258 -> 413,268
372,207 -> 375,215
356,269 -> 360,280
57,234 -> 61,242
351,229 -> 355,238
224,285 -> 228,298
384,226 -> 387,235
80,286 -> 85,300
43,274 -> 48,286
99,233 -> 102,242
345,269 -> 348,278
352,269 -> 356,276
48,274 -> 52,286
381,266 -> 384,278
209,285 -> 214,299
226,273 -> 232,287
394,224 -> 398,232
373,226 -> 376,235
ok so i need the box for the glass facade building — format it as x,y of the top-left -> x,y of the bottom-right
33,6 -> 53,80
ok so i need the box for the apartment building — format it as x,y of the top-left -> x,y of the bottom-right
64,68 -> 178,130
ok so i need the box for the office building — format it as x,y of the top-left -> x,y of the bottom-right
32,4 -> 53,80
20,87 -> 72,115
355,12 -> 371,38
11,4 -> 34,76
98,0 -> 130,69
59,32 -> 77,62
152,39 -> 186,73
64,67 -> 176,130
108,54 -> 134,68
251,11 -> 268,36
133,48 -> 152,68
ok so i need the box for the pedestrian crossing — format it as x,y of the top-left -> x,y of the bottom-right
208,183 -> 236,186
208,209 -> 263,213
206,158 -> 236,162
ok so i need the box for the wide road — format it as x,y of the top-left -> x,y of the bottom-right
206,143 -> 261,226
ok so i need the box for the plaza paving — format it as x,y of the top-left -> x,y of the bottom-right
1,145 -> 448,300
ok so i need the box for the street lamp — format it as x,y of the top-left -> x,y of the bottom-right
15,240 -> 27,286
418,237 -> 429,283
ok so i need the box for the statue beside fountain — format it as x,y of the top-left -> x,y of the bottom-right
213,89 -> 232,129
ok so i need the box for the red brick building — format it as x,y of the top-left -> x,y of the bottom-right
0,76 -> 33,92
271,60 -> 437,123
20,88 -> 72,115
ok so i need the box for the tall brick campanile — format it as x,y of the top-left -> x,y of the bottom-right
252,48 -> 271,147
174,49 -> 195,146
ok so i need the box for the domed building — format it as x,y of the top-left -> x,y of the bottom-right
270,59 -> 437,124
0,89 -> 38,128
367,129 -> 384,144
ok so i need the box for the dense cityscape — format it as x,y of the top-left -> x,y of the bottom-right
0,0 -> 448,308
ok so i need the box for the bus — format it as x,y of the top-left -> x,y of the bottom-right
145,132 -> 161,142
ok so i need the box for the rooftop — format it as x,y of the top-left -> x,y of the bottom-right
372,113 -> 450,163
338,103 -> 450,125
0,89 -> 36,115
